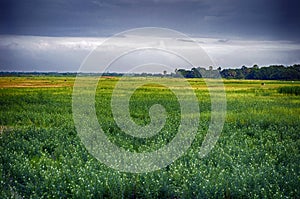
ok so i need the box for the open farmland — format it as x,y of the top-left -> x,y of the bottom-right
0,76 -> 300,198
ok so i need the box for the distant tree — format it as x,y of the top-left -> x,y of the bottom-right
192,67 -> 201,78
173,64 -> 300,80
228,70 -> 237,78
163,70 -> 167,76
236,70 -> 245,79
176,69 -> 189,78
173,68 -> 181,77
221,69 -> 237,78
241,65 -> 251,77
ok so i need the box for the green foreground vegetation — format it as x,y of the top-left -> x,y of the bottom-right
0,76 -> 300,198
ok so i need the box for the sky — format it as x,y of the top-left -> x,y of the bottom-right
0,0 -> 299,72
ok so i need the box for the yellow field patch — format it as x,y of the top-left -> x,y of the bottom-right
0,77 -> 74,88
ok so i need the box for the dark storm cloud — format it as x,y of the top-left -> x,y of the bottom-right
0,0 -> 299,40
0,0 -> 299,71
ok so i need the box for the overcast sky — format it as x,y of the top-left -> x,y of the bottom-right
0,0 -> 299,72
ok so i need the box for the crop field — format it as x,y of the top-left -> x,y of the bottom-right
0,76 -> 300,198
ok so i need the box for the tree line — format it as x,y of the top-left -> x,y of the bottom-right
175,64 -> 300,80
1,64 -> 299,80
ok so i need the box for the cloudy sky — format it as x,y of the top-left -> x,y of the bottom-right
0,0 -> 299,72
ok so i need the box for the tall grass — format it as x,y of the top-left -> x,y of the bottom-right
278,86 -> 300,95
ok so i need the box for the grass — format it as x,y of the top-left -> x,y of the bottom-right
278,86 -> 300,96
0,76 -> 299,198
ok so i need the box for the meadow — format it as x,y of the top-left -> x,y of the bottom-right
0,76 -> 299,198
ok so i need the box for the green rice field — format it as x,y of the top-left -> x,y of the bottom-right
0,76 -> 299,198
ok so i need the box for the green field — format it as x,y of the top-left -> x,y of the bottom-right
0,76 -> 299,198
